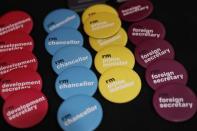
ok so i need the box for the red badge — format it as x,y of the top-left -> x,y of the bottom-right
0,11 -> 33,36
0,51 -> 38,79
0,69 -> 42,100
0,32 -> 34,57
3,89 -> 48,128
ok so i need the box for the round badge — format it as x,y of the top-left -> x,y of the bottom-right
0,69 -> 42,100
82,4 -> 118,24
0,51 -> 38,79
52,46 -> 92,74
3,89 -> 48,128
43,9 -> 80,33
0,11 -> 33,36
99,67 -> 141,103
0,32 -> 34,57
83,12 -> 121,38
128,19 -> 166,46
135,39 -> 175,68
55,66 -> 98,100
95,46 -> 135,74
153,84 -> 197,122
89,28 -> 128,52
118,0 -> 153,22
57,95 -> 103,131
146,59 -> 188,90
45,28 -> 83,55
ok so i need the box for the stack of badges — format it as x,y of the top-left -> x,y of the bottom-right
118,0 -> 197,122
82,4 -> 142,104
43,8 -> 103,131
0,11 -> 48,128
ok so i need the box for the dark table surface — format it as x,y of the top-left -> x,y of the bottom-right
0,0 -> 197,131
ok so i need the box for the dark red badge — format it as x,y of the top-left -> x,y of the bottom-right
145,59 -> 188,90
135,39 -> 175,68
153,84 -> 197,122
128,19 -> 166,46
118,0 -> 153,22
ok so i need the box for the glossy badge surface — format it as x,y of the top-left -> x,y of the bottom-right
0,51 -> 38,79
82,4 -> 118,23
84,12 -> 121,38
52,46 -> 92,74
146,59 -> 188,90
118,0 -> 153,22
57,95 -> 103,131
3,89 -> 48,128
0,69 -> 42,100
55,66 -> 98,100
99,67 -> 141,103
153,84 -> 197,122
0,32 -> 34,57
45,28 -> 83,55
0,11 -> 33,36
95,46 -> 135,74
135,39 -> 175,68
89,28 -> 127,52
43,9 -> 80,33
128,19 -> 166,46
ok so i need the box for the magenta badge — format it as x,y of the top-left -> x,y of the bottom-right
153,84 -> 197,122
145,59 -> 188,90
118,0 -> 153,22
128,19 -> 166,46
135,39 -> 175,68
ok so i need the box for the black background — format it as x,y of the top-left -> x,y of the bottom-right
0,0 -> 197,131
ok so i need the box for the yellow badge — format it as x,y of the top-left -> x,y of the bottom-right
89,28 -> 128,52
99,67 -> 141,103
82,4 -> 118,24
83,12 -> 121,38
94,46 -> 135,74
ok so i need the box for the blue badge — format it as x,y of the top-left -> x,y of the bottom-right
45,28 -> 84,55
52,46 -> 92,74
57,95 -> 103,131
43,9 -> 80,33
55,66 -> 98,100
